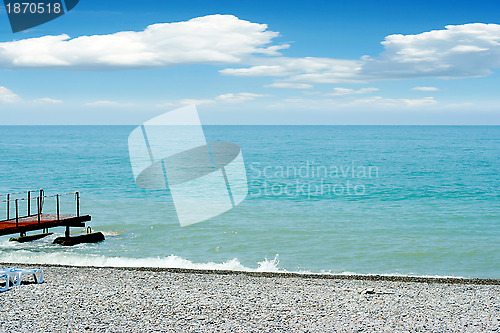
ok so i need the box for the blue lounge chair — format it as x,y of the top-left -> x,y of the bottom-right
0,267 -> 43,286
0,273 -> 10,292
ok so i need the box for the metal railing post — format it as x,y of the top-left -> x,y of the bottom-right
56,194 -> 60,222
37,196 -> 41,224
76,191 -> 80,217
7,193 -> 10,220
39,189 -> 44,214
27,191 -> 31,216
15,199 -> 18,227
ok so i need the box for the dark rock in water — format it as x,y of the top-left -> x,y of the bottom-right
10,233 -> 53,243
53,232 -> 105,246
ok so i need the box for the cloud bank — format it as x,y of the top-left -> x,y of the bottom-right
0,15 -> 285,69
1,18 -> 499,87
222,23 -> 500,85
178,92 -> 268,106
0,86 -> 21,103
363,23 -> 500,79
0,86 -> 62,104
274,96 -> 437,110
328,87 -> 379,96
412,86 -> 440,91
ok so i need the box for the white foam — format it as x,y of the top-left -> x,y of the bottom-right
99,230 -> 124,237
0,247 -> 467,279
0,251 -> 283,273
256,254 -> 281,272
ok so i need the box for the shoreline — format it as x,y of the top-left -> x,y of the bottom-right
0,264 -> 499,331
2,262 -> 499,285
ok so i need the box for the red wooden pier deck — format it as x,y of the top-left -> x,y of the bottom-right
0,214 -> 91,237
1,190 -> 91,238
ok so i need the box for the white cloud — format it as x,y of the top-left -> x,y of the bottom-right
363,23 -> 500,79
34,97 -> 63,104
179,92 -> 268,106
2,17 -> 496,88
86,92 -> 267,109
155,102 -> 176,109
221,57 -> 363,84
328,87 -> 379,96
215,92 -> 268,103
257,44 -> 290,56
0,86 -> 64,105
221,57 -> 361,77
272,96 -> 437,110
179,98 -> 215,106
412,86 -> 439,91
223,23 -> 500,85
0,19 -> 498,89
0,15 -> 285,69
349,96 -> 437,107
0,86 -> 22,103
264,82 -> 313,89
85,100 -> 135,107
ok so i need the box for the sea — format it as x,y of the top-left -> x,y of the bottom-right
0,125 -> 498,279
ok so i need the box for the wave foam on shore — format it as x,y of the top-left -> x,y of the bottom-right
0,250 -> 283,273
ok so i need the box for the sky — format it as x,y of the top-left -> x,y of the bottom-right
0,0 -> 499,124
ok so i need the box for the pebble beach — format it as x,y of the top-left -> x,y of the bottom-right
0,265 -> 499,332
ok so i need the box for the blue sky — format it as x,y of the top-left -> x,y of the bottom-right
0,0 -> 499,124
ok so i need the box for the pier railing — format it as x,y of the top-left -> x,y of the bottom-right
0,189 -> 81,227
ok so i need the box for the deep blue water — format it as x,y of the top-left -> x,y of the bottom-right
0,126 -> 498,278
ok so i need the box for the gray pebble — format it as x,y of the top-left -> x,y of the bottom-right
0,265 -> 498,332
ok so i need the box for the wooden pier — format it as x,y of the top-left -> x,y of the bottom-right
0,189 -> 100,245
0,214 -> 91,237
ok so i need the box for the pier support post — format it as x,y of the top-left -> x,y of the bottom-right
65,226 -> 70,238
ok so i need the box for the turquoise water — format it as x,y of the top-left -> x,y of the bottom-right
0,126 -> 499,278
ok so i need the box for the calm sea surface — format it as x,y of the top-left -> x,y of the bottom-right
0,126 -> 498,278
